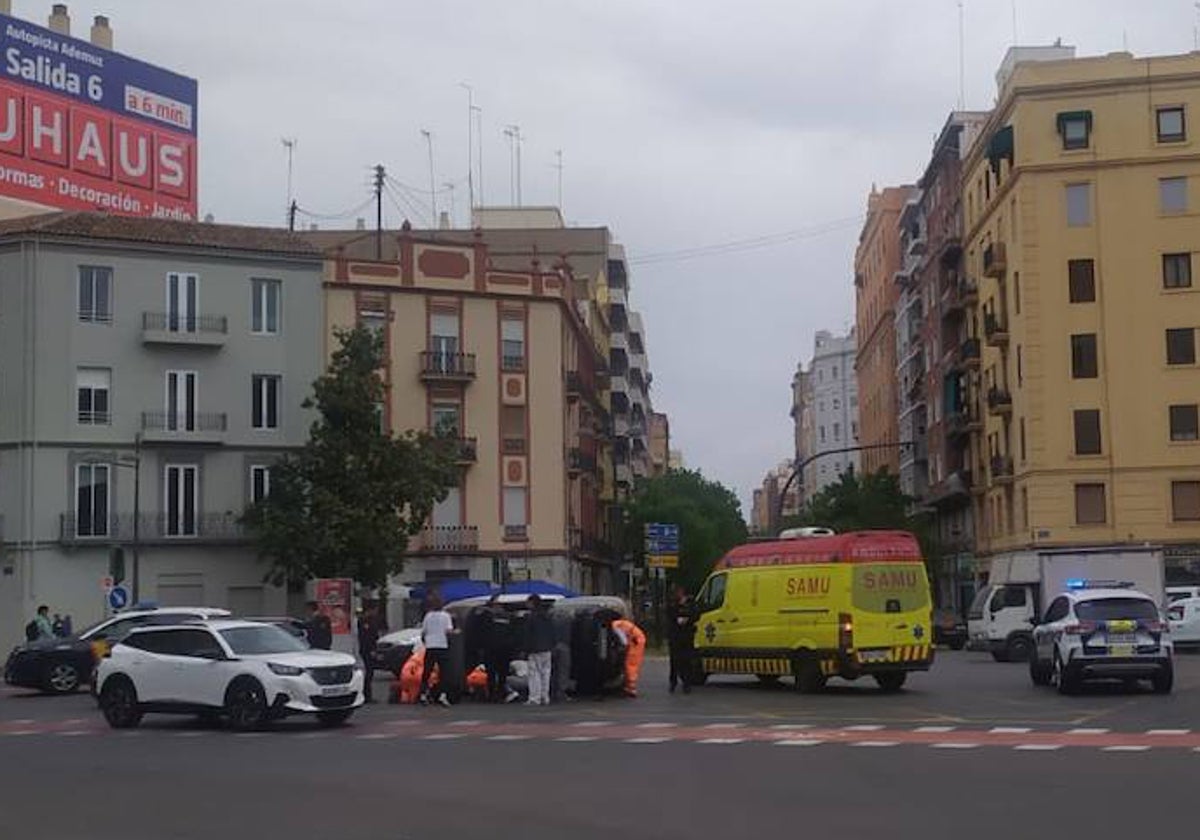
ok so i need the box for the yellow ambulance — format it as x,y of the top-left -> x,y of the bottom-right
693,530 -> 934,692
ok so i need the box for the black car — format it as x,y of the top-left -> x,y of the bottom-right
245,616 -> 310,640
4,607 -> 229,694
932,609 -> 968,650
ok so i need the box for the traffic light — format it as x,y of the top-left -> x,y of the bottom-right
108,546 -> 126,584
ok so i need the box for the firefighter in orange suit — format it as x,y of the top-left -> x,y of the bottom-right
611,618 -> 646,697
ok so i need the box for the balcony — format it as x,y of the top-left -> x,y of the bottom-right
984,312 -> 1010,347
940,278 -> 977,320
570,528 -> 612,560
958,337 -> 981,370
141,411 -> 227,444
420,525 -> 479,553
907,371 -> 926,401
449,436 -> 477,465
962,279 -> 979,306
503,524 -> 528,542
983,242 -> 1008,278
987,387 -> 1013,416
907,232 -> 927,258
568,448 -> 597,476
419,351 -> 476,383
946,410 -> 983,441
502,437 -> 527,455
141,312 -> 228,347
59,512 -> 246,545
990,455 -> 1015,485
500,354 -> 525,372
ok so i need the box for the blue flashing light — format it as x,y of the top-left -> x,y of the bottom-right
1066,579 -> 1134,590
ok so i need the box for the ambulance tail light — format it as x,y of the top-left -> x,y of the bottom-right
838,612 -> 854,651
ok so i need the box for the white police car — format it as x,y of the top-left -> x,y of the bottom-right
1028,583 -> 1172,695
95,619 -> 364,730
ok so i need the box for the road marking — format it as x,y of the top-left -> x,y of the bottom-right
448,720 -> 483,727
636,722 -> 678,729
234,732 -> 266,739
625,737 -> 671,744
843,724 -> 885,731
1014,744 -> 1062,751
6,731 -> 37,736
931,743 -> 979,750
914,726 -> 956,733
774,739 -> 824,747
703,722 -> 746,729
698,738 -> 745,745
175,731 -> 206,738
57,730 -> 90,737
423,733 -> 466,741
1067,728 -> 1109,735
1146,729 -> 1189,736
297,732 -> 333,739
851,740 -> 899,747
487,734 -> 532,741
989,727 -> 1032,734
770,724 -> 814,731
556,736 -> 599,743
1102,745 -> 1151,752
573,721 -> 614,727
63,718 -> 87,725
356,733 -> 395,740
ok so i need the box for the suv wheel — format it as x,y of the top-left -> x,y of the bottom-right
1006,635 -> 1032,663
874,672 -> 907,693
99,677 -> 143,729
1054,652 -> 1080,696
44,662 -> 81,694
225,678 -> 269,731
1029,650 -> 1053,687
1152,662 -> 1174,695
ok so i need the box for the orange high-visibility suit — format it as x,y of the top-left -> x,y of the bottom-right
612,619 -> 646,697
397,649 -> 439,704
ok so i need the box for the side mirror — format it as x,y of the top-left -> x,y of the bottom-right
1028,617 -> 1039,627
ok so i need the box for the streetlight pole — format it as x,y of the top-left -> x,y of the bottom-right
773,441 -> 915,532
111,434 -> 142,603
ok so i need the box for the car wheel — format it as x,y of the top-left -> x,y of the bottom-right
1029,650 -> 1053,687
874,672 -> 907,693
225,678 -> 269,731
991,650 -> 1010,663
316,709 -> 354,728
1152,663 -> 1174,695
1006,635 -> 1033,663
793,656 -> 827,694
1054,653 -> 1079,696
44,662 -> 81,694
99,677 -> 142,729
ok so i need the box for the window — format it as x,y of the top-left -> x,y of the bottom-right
1044,597 -> 1070,624
1014,272 -> 1021,314
1163,253 -> 1193,289
251,374 -> 280,430
1058,112 -> 1090,150
1166,328 -> 1196,365
430,311 -> 459,355
251,279 -> 282,335
1066,183 -> 1091,227
165,464 -> 198,537
250,466 -> 270,504
1075,483 -> 1107,525
1020,417 -> 1027,462
832,365 -> 839,379
1172,481 -> 1200,522
818,401 -> 825,413
166,272 -> 198,333
833,423 -> 841,441
1068,259 -> 1095,303
1021,486 -> 1029,531
832,398 -> 840,411
166,629 -> 226,659
819,426 -> 826,443
1157,106 -> 1186,143
432,486 -> 462,527
1017,345 -> 1023,386
1074,409 -> 1102,455
165,370 -> 197,431
701,573 -> 727,611
1160,177 -> 1188,214
501,318 -> 525,371
78,266 -> 112,323
1170,404 -> 1199,441
503,486 -> 527,529
76,368 -> 111,425
432,402 -> 461,436
501,405 -> 526,453
851,421 -> 858,440
1070,334 -> 1098,379
358,309 -> 387,338
75,463 -> 109,537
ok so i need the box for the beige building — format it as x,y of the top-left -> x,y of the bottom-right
649,412 -> 671,476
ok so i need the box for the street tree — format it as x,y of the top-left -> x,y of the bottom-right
242,327 -> 461,590
624,469 -> 748,594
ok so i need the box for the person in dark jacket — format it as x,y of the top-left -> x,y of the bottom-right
668,585 -> 698,694
305,601 -> 333,650
523,595 -> 555,706
358,603 -> 384,703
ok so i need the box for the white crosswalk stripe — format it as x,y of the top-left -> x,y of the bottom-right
1102,745 -> 1150,752
931,743 -> 979,750
774,739 -> 824,746
556,736 -> 599,743
487,734 -> 532,741
1067,728 -> 1109,735
698,738 -> 745,745
625,737 -> 671,744
423,733 -> 466,741
914,726 -> 956,733
1014,744 -> 1062,751
989,727 -> 1032,734
1146,729 -> 1189,736
843,724 -> 885,731
851,740 -> 899,747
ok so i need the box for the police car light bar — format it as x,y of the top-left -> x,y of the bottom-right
1066,579 -> 1135,590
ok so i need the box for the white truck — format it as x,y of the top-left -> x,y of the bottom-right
967,546 -> 1165,662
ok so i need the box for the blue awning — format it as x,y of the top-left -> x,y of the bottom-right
405,579 -> 578,604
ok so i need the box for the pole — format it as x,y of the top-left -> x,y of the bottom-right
443,182 -> 456,226
282,138 -> 295,227
472,105 -> 484,212
515,127 -> 523,207
132,433 -> 141,604
504,126 -> 517,205
421,129 -> 437,224
373,164 -> 385,260
460,83 -> 475,214
957,0 -> 965,110
287,200 -> 297,232
555,149 -> 563,211
773,441 -> 915,532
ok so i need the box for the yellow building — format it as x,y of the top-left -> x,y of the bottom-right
962,47 -> 1200,575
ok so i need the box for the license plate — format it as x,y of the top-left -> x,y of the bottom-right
1108,633 -> 1136,645
860,650 -> 890,663
319,686 -> 348,696
1110,644 -> 1135,657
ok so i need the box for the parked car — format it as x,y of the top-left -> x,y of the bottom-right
1167,586 -> 1200,604
373,626 -> 422,675
95,619 -> 364,730
1168,597 -> 1200,648
932,609 -> 967,650
4,607 -> 230,695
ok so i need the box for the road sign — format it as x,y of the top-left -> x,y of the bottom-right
648,554 -> 679,569
645,523 -> 679,540
108,585 -> 130,611
644,538 -> 679,554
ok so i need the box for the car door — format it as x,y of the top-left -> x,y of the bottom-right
1035,597 -> 1069,662
694,572 -> 729,655
165,628 -> 232,707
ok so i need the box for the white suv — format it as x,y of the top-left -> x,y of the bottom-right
1029,587 -> 1172,695
95,620 -> 364,730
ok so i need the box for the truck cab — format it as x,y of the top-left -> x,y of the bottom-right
967,584 -> 1036,662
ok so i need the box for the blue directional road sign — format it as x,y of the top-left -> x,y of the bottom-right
108,585 -> 130,611
644,523 -> 679,540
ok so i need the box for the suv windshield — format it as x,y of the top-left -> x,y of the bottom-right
1075,598 -> 1159,622
967,586 -> 994,620
219,625 -> 310,655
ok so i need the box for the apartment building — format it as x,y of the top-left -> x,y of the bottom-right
0,213 -> 325,650
962,47 -> 1200,583
649,412 -> 671,476
793,329 -> 859,502
752,460 -> 801,536
311,223 -> 616,594
855,186 -> 916,477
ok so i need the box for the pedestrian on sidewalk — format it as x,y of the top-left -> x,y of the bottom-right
419,593 -> 454,707
357,602 -> 384,703
668,585 -> 698,694
304,601 -> 332,650
33,605 -> 54,640
523,595 -> 554,706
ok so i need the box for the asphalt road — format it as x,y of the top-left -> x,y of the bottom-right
4,650 -> 1199,839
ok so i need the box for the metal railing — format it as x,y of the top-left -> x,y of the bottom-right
419,351 -> 476,379
142,312 -> 228,334
502,437 -> 527,455
420,525 -> 479,552
990,455 -> 1015,479
77,410 -> 111,425
501,354 -> 525,372
141,411 -> 228,432
503,524 -> 528,541
59,512 -> 246,544
568,448 -> 597,473
987,387 -> 1013,411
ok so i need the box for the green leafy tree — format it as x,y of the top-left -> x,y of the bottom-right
624,469 -> 749,594
243,327 -> 461,590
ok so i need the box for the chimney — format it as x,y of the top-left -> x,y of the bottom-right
438,211 -> 451,230
90,15 -> 113,50
355,217 -> 366,231
203,213 -> 214,224
48,4 -> 70,35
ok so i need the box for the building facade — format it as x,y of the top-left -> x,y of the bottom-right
796,329 -> 859,501
855,186 -> 916,477
649,411 -> 671,476
961,47 -> 1200,584
0,213 -> 325,650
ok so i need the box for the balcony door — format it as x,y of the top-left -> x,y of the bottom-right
75,463 -> 110,537
164,464 -> 198,537
430,312 -> 459,371
166,370 -> 197,431
166,272 -> 199,333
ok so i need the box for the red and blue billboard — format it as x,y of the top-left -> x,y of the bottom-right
0,13 -> 197,219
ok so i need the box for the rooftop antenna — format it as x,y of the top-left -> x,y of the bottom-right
1011,0 -> 1018,45
554,149 -> 564,212
1195,2 -> 1199,51
281,137 -> 296,227
443,181 -> 456,225
957,0 -> 966,110
503,124 -> 523,206
421,129 -> 437,226
458,83 -> 475,213
472,104 -> 484,211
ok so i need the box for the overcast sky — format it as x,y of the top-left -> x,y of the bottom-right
26,0 -> 1196,515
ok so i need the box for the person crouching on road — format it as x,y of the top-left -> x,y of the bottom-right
668,585 -> 698,694
419,594 -> 454,707
523,595 -> 554,706
611,617 -> 647,698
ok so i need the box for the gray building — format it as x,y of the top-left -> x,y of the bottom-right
795,329 -> 858,501
0,213 -> 324,651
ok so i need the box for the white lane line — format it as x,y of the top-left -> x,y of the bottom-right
175,731 -> 206,738
234,733 -> 266,739
770,724 -> 815,731
851,740 -> 900,748
574,721 -> 614,728
448,720 -> 483,727
1014,744 -> 1062,751
989,727 -> 1032,734
775,739 -> 825,747
914,726 -> 956,733
63,718 -> 87,725
636,722 -> 678,729
698,738 -> 745,745
423,733 -> 466,741
5,730 -> 37,736
297,732 -> 332,739
703,722 -> 746,729
1067,728 -> 1109,735
57,730 -> 90,737
843,724 -> 886,732
931,743 -> 979,750
11,719 -> 35,725
356,733 -> 396,740
486,734 -> 532,741
1146,729 -> 1189,736
625,737 -> 671,744
1102,745 -> 1151,752
556,736 -> 599,743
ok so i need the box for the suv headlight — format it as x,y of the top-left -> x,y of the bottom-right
267,663 -> 305,676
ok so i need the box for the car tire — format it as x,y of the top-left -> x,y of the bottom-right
793,656 -> 827,694
1006,635 -> 1033,663
991,650 -> 1010,663
1029,650 -> 1053,687
1054,653 -> 1079,696
317,709 -> 354,728
43,661 -> 81,695
99,676 -> 142,729
225,677 -> 269,731
874,672 -> 907,693
1151,662 -> 1174,695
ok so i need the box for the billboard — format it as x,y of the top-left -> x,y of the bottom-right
0,14 -> 197,219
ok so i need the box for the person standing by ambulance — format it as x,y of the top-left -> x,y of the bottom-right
668,585 -> 698,694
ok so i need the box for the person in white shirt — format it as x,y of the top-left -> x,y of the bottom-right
419,594 -> 454,707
